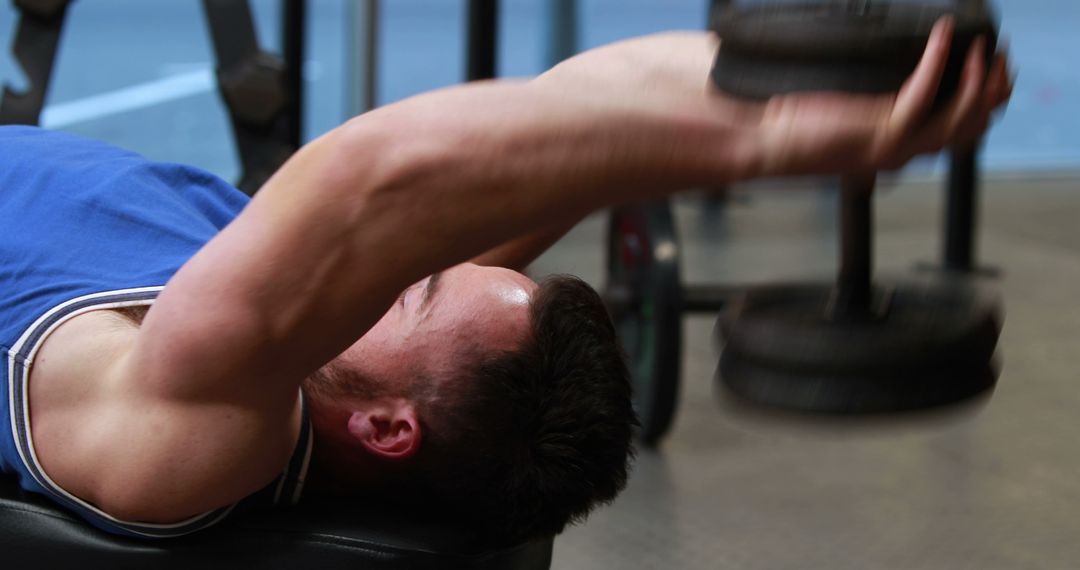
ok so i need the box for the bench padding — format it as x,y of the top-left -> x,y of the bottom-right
0,476 -> 553,569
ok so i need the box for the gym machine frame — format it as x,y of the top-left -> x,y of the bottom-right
1,0 -> 308,196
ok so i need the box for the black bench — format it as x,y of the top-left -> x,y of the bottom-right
0,475 -> 553,569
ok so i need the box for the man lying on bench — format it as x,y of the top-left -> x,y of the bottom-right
0,23 -> 1010,542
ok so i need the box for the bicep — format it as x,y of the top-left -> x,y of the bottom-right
126,127 -> 413,404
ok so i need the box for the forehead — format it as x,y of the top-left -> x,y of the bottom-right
424,266 -> 535,351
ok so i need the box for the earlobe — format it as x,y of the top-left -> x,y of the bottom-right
347,402 -> 422,461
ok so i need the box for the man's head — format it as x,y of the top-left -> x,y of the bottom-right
304,263 -> 636,543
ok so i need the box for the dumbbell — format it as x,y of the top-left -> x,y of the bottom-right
711,0 -> 1004,413
203,0 -> 303,196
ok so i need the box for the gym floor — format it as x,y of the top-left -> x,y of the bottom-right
2,1 -> 1078,568
532,175 -> 1080,569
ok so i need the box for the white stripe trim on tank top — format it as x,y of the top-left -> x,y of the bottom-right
8,286 -> 167,474
291,427 -> 314,505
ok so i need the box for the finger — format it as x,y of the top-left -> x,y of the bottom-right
997,61 -> 1017,111
952,36 -> 989,126
950,37 -> 992,144
981,53 -> 1009,116
1002,69 -> 1016,107
989,39 -> 1016,112
888,17 -> 954,136
917,36 -> 989,152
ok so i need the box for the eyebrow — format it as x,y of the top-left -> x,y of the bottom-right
419,271 -> 443,315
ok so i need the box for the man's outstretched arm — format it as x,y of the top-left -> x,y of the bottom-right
101,24 -> 1008,518
139,21 -> 1008,435
131,33 -> 771,402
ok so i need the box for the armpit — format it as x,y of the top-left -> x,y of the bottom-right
109,305 -> 149,326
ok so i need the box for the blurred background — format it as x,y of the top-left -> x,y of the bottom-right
0,0 -> 1076,181
3,2 -> 1078,569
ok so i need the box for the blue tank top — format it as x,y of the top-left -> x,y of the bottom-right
0,126 -> 312,538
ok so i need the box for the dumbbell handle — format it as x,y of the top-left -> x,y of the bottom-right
841,0 -> 990,14
834,174 -> 876,319
841,0 -> 986,11
845,0 -> 871,16
721,0 -> 987,10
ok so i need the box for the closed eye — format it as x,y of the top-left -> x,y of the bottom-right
398,280 -> 425,310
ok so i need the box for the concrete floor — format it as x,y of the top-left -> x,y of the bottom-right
531,174 -> 1080,569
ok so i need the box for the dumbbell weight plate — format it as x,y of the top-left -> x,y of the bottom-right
711,2 -> 998,103
716,280 -> 1002,413
604,203 -> 683,445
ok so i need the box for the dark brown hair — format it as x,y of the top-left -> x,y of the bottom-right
411,274 -> 637,543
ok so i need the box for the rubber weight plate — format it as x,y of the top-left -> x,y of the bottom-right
711,1 -> 998,102
716,280 -> 1002,413
604,203 -> 683,445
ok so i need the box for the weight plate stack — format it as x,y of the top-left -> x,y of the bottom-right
605,203 -> 683,445
716,280 -> 1002,413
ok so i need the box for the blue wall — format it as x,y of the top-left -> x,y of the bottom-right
1,0 -> 1076,180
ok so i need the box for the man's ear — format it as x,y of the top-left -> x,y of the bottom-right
347,400 -> 422,461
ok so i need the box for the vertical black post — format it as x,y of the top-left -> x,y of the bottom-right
704,0 -> 733,202
944,143 -> 979,271
546,0 -> 577,67
467,0 -> 498,81
204,0 -> 297,194
835,175 -> 876,319
708,0 -> 731,29
282,0 -> 306,148
0,0 -> 71,125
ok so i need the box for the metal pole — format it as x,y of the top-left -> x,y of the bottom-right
282,0 -> 306,147
835,175 -> 876,318
545,0 -> 577,67
944,143 -> 979,271
345,0 -> 379,115
708,0 -> 732,30
0,1 -> 71,125
466,0 -> 498,81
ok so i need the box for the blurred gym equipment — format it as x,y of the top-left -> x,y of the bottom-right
606,0 -> 1004,442
0,0 -> 306,195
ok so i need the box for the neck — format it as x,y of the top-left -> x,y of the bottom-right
305,390 -> 383,497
